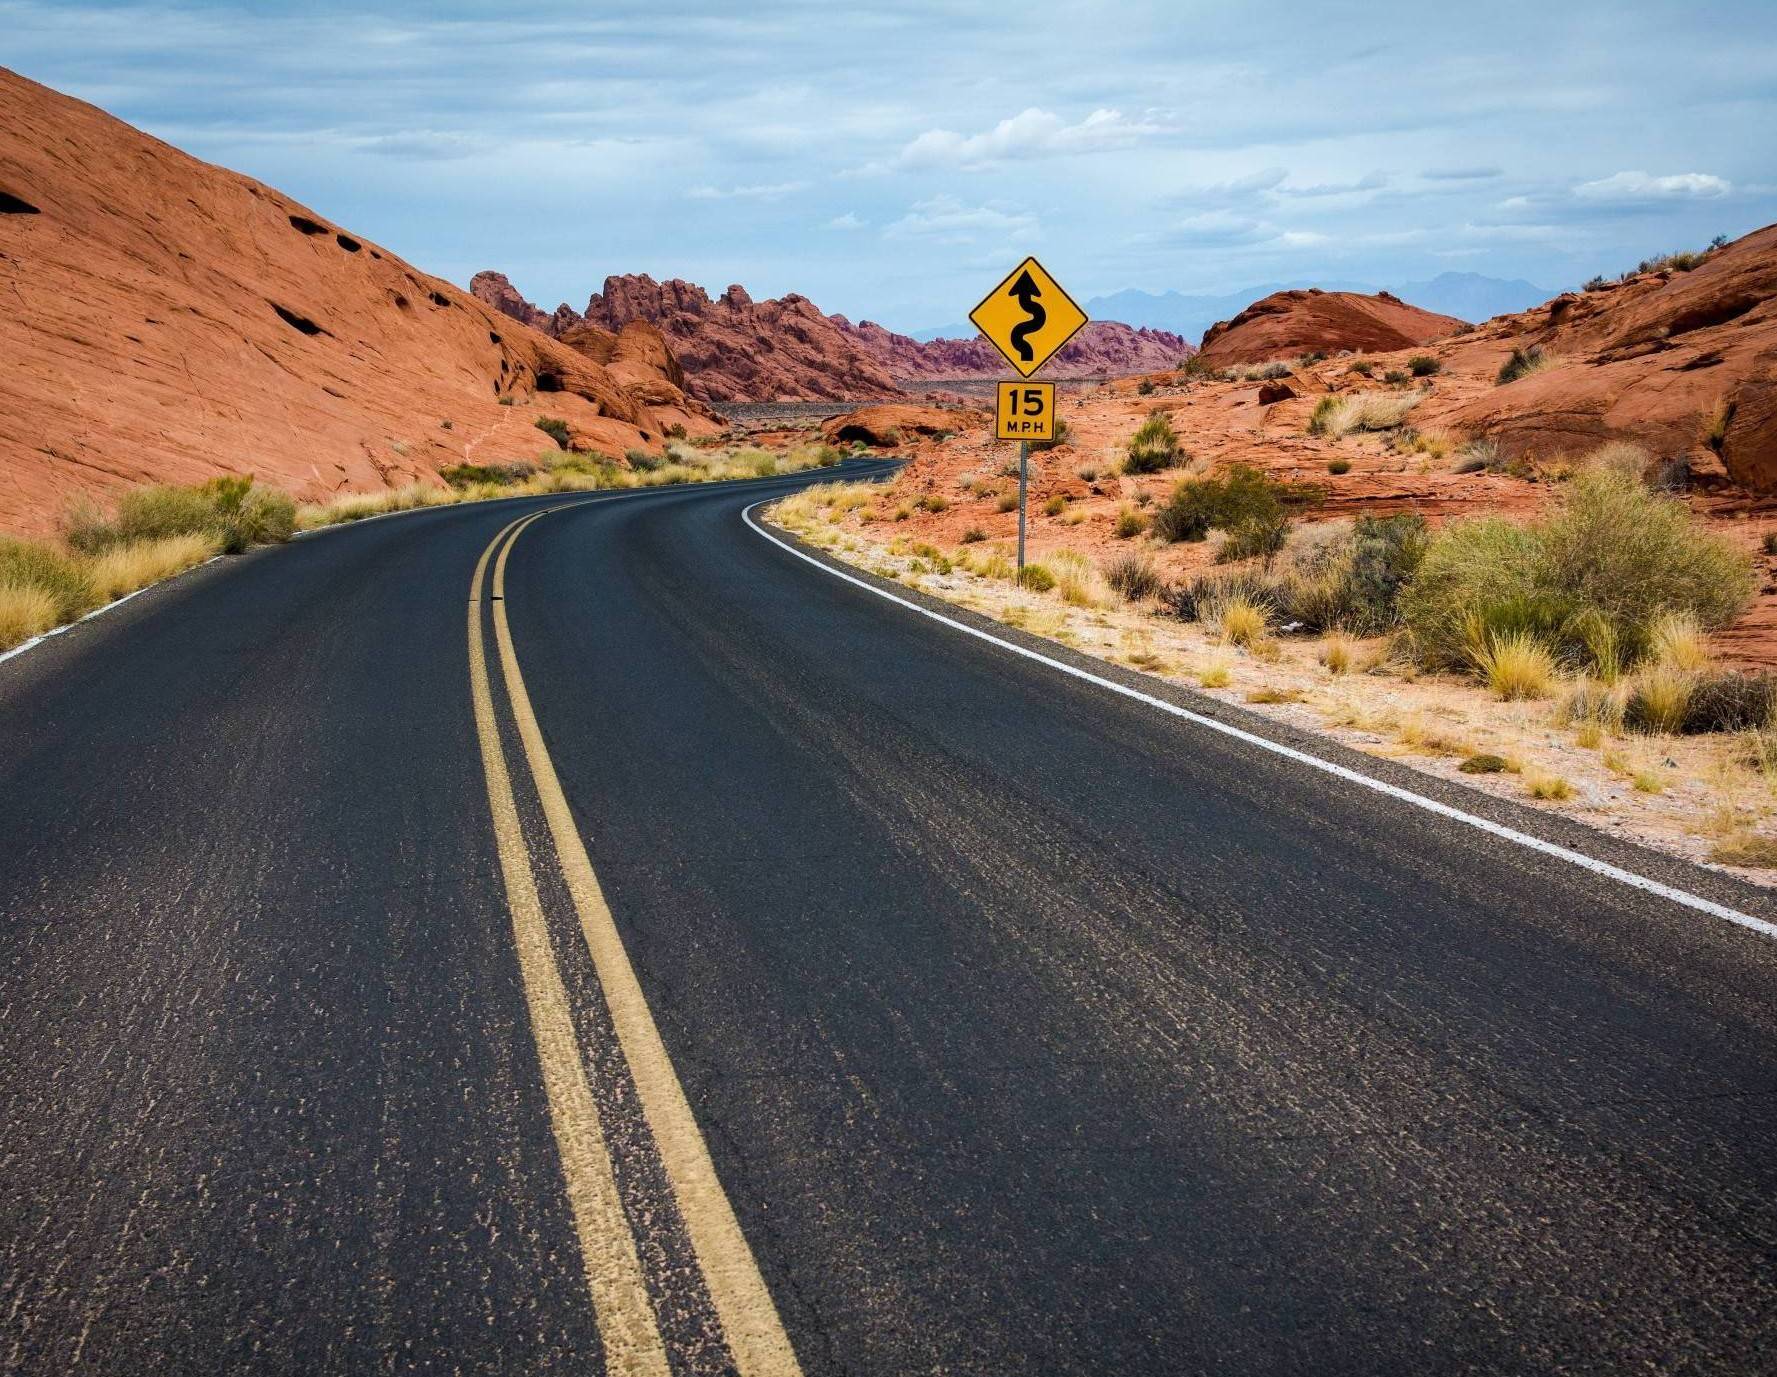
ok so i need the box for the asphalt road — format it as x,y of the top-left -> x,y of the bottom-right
3,459 -> 1777,1375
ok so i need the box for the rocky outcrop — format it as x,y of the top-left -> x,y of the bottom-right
477,271 -> 1194,402
831,318 -> 1192,382
1195,288 -> 1468,367
1441,224 -> 1777,490
0,69 -> 714,534
820,404 -> 979,448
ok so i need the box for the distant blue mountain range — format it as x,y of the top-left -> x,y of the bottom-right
911,272 -> 1556,346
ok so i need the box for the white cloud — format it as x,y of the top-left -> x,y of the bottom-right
825,212 -> 866,230
1573,170 -> 1732,201
687,180 -> 808,200
886,107 -> 1165,171
882,195 -> 1038,244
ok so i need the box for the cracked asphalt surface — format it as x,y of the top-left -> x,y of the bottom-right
3,458 -> 1776,1374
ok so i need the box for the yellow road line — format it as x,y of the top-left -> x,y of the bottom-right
468,510 -> 671,1377
490,514 -> 804,1377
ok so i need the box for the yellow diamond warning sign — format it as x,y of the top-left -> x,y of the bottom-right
996,382 -> 1055,441
969,256 -> 1089,378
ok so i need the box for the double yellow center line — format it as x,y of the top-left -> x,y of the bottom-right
468,505 -> 801,1376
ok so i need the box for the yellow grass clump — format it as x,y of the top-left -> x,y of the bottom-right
83,534 -> 220,602
0,582 -> 59,650
1472,630 -> 1556,700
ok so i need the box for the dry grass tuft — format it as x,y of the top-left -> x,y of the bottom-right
1319,631 -> 1356,676
1048,550 -> 1110,607
1472,630 -> 1556,700
1210,595 -> 1270,647
84,534 -> 220,602
0,582 -> 59,650
1525,772 -> 1574,801
1649,611 -> 1711,672
1309,390 -> 1426,438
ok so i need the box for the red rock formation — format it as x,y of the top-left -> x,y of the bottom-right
477,271 -> 1193,401
820,404 -> 980,447
830,318 -> 1193,382
574,275 -> 903,403
1195,289 -> 1468,367
0,69 -> 714,535
1440,225 -> 1777,489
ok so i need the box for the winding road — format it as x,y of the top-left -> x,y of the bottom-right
4,459 -> 1777,1374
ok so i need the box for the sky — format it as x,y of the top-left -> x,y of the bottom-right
7,0 -> 1776,333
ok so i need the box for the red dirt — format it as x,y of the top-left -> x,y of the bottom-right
0,68 -> 712,536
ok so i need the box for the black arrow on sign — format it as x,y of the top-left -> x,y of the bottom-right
1007,269 -> 1046,363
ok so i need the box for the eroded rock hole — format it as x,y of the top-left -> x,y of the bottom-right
271,302 -> 328,336
288,214 -> 328,236
489,331 -> 503,345
428,290 -> 450,308
335,234 -> 362,253
535,370 -> 564,393
0,190 -> 40,214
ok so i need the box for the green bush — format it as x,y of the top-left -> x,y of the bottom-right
1137,379 -> 1155,395
1677,671 -> 1777,734
1151,464 -> 1282,546
1123,412 -> 1181,474
1327,458 -> 1351,475
1165,567 -> 1277,623
1016,563 -> 1056,592
1216,510 -> 1288,563
441,463 -> 530,489
1348,360 -> 1374,377
0,538 -> 97,620
534,416 -> 572,447
1382,369 -> 1408,386
1400,472 -> 1752,669
64,477 -> 294,556
1408,355 -> 1441,377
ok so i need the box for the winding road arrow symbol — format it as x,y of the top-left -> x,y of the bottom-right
1007,269 -> 1046,364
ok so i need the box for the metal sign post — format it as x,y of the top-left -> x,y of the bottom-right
972,261 -> 1086,577
1017,440 -> 1029,572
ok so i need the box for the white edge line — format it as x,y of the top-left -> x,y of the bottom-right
0,555 -> 227,668
742,500 -> 1777,943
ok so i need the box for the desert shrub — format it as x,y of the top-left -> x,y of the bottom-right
1137,379 -> 1155,395
1212,595 -> 1269,647
1216,510 -> 1289,563
1460,753 -> 1508,774
1472,630 -> 1557,699
625,448 -> 664,472
1348,360 -> 1374,377
1152,464 -> 1284,546
1320,631 -> 1356,674
84,533 -> 218,602
1680,671 -> 1777,733
1649,611 -> 1710,672
1408,355 -> 1441,377
1103,551 -> 1163,601
498,396 -> 515,406
0,538 -> 97,621
1113,505 -> 1147,539
1496,345 -> 1551,385
534,416 -> 572,447
1764,532 -> 1777,556
1043,494 -> 1067,517
1327,459 -> 1352,475
1525,773 -> 1573,800
917,493 -> 949,513
1383,369 -> 1408,385
442,462 -> 529,489
1559,678 -> 1627,732
995,492 -> 1019,513
960,527 -> 987,544
1583,275 -> 1610,292
1016,563 -> 1056,593
1165,567 -> 1278,623
1400,473 -> 1750,671
1124,412 -> 1181,474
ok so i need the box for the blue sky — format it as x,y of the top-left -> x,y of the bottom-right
7,0 -> 1776,332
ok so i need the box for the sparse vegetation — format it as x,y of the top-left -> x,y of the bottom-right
1030,418 -> 1071,452
1016,563 -> 1057,593
1152,464 -> 1288,553
1327,459 -> 1351,475
1123,412 -> 1182,474
1399,471 -> 1752,674
1460,753 -> 1508,774
1307,390 -> 1425,438
1472,629 -> 1557,700
1042,494 -> 1067,517
1407,355 -> 1441,378
1700,398 -> 1733,455
1113,505 -> 1148,539
1496,345 -> 1553,385
1102,551 -> 1163,602
534,416 -> 572,447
